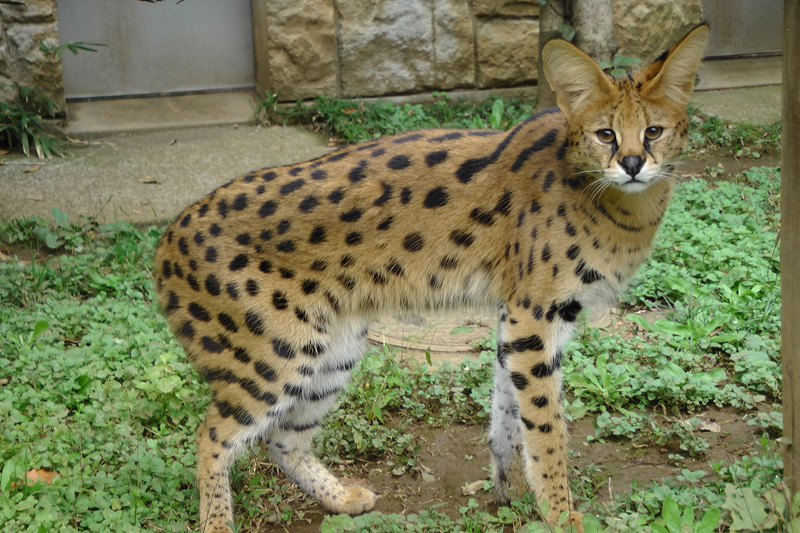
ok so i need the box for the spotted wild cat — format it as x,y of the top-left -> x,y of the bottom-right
154,24 -> 708,532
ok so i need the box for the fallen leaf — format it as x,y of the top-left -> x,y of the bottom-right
131,209 -> 142,215
169,139 -> 178,146
0,251 -> 7,261
0,378 -> 9,386
461,480 -> 486,496
27,194 -> 43,201
341,107 -> 358,114
699,421 -> 721,433
26,469 -> 58,484
421,471 -> 436,483
138,176 -> 158,184
24,165 -> 42,173
65,137 -> 89,145
0,148 -> 9,155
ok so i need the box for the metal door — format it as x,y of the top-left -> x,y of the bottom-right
702,0 -> 783,57
55,0 -> 255,99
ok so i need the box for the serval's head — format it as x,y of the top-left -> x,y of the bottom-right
543,24 -> 709,193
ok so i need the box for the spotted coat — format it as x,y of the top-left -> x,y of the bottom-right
154,24 -> 708,533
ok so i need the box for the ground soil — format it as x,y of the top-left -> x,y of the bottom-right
234,404 -> 764,532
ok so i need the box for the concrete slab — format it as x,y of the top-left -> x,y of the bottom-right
690,85 -> 782,125
66,90 -> 259,136
0,124 -> 331,225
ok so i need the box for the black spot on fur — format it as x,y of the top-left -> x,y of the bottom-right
226,282 -> 240,300
201,336 -> 224,353
425,150 -> 448,167
494,191 -> 513,216
510,334 -> 545,352
258,200 -> 279,218
276,240 -> 296,252
510,371 -> 530,390
349,160 -> 368,183
541,244 -> 552,262
470,207 -> 495,226
255,360 -> 277,380
188,302 -> 211,322
277,220 -> 291,234
387,155 -> 411,170
299,196 -> 318,212
232,193 -> 248,211
280,179 -> 305,195
272,338 -> 296,359
400,187 -> 412,204
576,260 -> 604,284
440,256 -> 458,269
531,362 -> 555,378
521,417 -> 536,430
259,260 -> 273,274
423,186 -> 449,208
308,226 -> 326,244
566,244 -> 580,260
377,216 -> 394,230
328,187 -> 345,204
340,207 -> 363,222
345,232 -> 363,245
218,313 -> 238,332
450,230 -> 475,247
229,254 -> 248,271
301,279 -> 319,294
511,129 -> 558,172
178,320 -> 194,338
374,183 -> 393,206
311,169 -> 328,181
532,396 -> 549,408
246,279 -> 260,296
386,259 -> 405,276
272,291 -> 289,310
217,199 -> 229,218
204,274 -> 221,295
244,310 -> 266,335
558,299 -> 582,321
402,233 -> 425,252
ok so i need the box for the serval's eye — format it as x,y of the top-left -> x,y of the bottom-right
645,126 -> 663,140
596,129 -> 616,143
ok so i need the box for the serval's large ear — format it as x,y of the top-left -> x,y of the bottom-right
645,24 -> 709,108
542,38 -> 614,121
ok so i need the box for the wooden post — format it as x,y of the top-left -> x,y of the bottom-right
782,0 -> 800,495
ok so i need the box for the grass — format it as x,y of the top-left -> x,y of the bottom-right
254,92 -> 781,159
0,95 -> 787,531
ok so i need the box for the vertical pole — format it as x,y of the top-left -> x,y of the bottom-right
782,0 -> 800,496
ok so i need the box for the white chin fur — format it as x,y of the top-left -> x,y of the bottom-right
607,163 -> 658,193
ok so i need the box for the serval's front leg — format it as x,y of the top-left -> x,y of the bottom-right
494,301 -> 583,531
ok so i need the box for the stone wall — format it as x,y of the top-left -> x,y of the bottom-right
255,0 -> 703,102
1,0 -> 703,109
0,0 -> 65,112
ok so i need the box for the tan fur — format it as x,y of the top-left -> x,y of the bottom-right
154,25 -> 707,532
